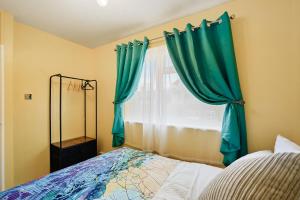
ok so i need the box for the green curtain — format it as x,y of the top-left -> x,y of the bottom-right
164,12 -> 247,165
112,37 -> 149,147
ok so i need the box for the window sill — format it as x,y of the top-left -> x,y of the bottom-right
124,120 -> 222,132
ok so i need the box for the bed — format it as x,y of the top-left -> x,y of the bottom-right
2,144 -> 300,200
0,147 -> 222,200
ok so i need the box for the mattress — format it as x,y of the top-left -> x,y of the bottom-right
0,147 -> 222,200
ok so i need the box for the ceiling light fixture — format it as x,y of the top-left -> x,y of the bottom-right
96,0 -> 108,7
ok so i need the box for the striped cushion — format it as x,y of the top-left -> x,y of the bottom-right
199,153 -> 300,200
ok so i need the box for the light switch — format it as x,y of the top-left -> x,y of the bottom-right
24,94 -> 32,100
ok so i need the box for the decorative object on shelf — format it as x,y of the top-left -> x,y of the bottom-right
49,74 -> 98,172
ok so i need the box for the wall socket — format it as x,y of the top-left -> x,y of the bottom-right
24,94 -> 32,100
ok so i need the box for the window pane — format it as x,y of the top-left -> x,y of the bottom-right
125,45 -> 225,131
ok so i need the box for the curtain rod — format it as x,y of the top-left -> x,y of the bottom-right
114,14 -> 235,52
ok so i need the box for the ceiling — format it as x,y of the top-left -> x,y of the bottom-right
0,0 -> 228,48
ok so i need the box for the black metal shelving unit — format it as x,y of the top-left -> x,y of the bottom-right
49,74 -> 97,172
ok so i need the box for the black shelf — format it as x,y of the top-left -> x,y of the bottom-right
49,74 -> 97,172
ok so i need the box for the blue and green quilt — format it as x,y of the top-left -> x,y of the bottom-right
0,147 -> 178,200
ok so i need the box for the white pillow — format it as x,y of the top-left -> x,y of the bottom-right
274,135 -> 300,153
234,150 -> 273,163
199,153 -> 300,200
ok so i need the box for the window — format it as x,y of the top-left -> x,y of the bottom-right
125,45 -> 225,131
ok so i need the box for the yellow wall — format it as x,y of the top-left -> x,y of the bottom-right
2,0 -> 300,189
13,22 -> 96,186
94,0 -> 300,155
0,11 -> 15,189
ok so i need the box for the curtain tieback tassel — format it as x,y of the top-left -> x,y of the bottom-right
231,99 -> 245,105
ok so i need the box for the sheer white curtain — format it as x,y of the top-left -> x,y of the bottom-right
125,45 -> 225,165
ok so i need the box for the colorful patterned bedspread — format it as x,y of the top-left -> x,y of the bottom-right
0,147 -> 179,200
